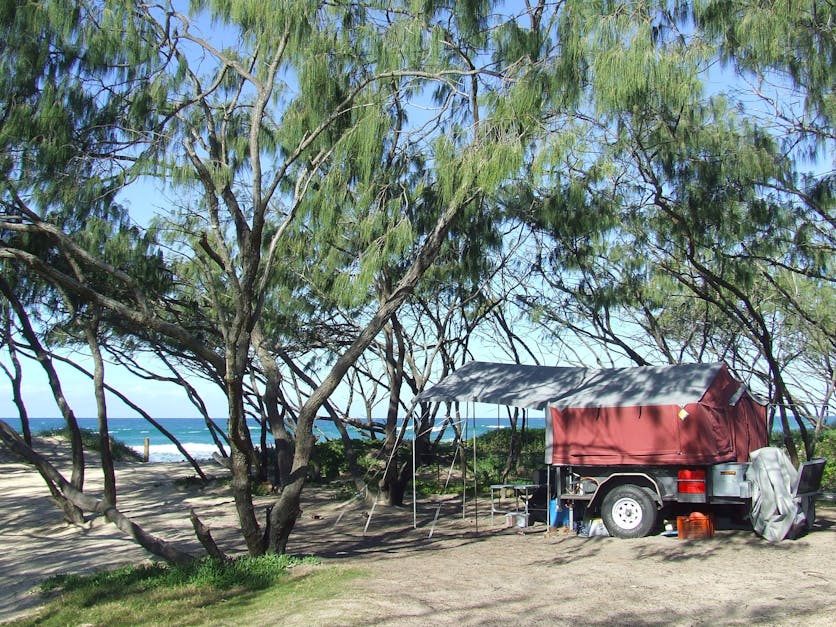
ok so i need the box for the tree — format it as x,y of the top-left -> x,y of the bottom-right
507,1 -> 834,463
1,0 -> 532,557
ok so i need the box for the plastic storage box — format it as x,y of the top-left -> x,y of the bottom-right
677,513 -> 715,539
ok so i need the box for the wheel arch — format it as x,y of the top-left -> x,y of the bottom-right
588,473 -> 663,511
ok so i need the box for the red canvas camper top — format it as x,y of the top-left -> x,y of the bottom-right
545,363 -> 767,465
417,361 -> 768,466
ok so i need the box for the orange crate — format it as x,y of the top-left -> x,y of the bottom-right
677,513 -> 715,540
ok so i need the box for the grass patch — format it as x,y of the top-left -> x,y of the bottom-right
17,555 -> 361,626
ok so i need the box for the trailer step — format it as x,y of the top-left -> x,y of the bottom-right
559,494 -> 593,501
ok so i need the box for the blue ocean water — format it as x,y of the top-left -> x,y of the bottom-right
2,416 -> 546,462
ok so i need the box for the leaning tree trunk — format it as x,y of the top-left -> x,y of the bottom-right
329,406 -> 371,500
85,317 -> 117,506
278,348 -> 372,500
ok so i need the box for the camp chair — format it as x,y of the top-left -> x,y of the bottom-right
794,457 -> 827,532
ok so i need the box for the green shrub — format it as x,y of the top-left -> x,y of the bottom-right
42,554 -> 319,596
769,428 -> 834,492
308,438 -> 380,482
814,430 -> 835,492
27,554 -> 345,626
37,426 -> 143,462
475,427 -> 545,455
415,428 -> 547,495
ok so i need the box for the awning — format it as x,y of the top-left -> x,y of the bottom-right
416,361 -> 724,410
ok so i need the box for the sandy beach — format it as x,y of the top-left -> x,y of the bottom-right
1,439 -> 835,625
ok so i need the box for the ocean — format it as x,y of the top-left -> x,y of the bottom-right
2,416 -> 547,463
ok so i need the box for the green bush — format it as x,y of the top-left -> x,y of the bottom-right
814,430 -> 835,492
308,438 -> 380,482
37,426 -> 143,462
475,427 -> 545,455
769,428 -> 834,492
307,429 -> 546,494
419,428 -> 547,494
42,554 -> 319,595
27,554 -> 335,626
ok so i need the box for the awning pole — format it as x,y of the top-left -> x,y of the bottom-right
459,405 -> 465,519
545,408 -> 551,527
363,490 -> 380,536
412,413 -> 417,529
473,402 -> 478,533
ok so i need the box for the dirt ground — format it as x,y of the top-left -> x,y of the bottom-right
1,440 -> 834,626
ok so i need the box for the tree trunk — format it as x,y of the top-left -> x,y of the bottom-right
253,327 -> 293,489
278,346 -> 371,499
190,509 -> 228,561
380,316 -> 406,505
501,409 -> 520,482
2,310 -> 31,445
85,318 -> 117,505
227,383 -> 264,555
329,407 -> 371,500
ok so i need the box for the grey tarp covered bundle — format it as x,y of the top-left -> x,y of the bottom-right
746,447 -> 812,542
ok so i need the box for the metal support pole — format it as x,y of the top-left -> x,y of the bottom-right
472,403 -> 478,533
412,414 -> 417,529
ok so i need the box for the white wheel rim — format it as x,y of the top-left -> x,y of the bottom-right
612,497 -> 643,530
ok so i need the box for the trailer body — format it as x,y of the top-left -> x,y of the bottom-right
545,364 -> 770,537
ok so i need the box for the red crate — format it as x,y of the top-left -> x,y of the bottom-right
677,513 -> 715,540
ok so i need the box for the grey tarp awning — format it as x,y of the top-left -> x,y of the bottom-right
416,361 -> 725,410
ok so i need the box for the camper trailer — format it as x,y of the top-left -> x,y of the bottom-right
544,362 -> 768,537
418,361 -> 826,539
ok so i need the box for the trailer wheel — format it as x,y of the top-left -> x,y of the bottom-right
601,485 -> 657,538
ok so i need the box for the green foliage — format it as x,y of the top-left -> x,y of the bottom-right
695,0 -> 835,140
37,426 -> 143,462
416,429 -> 547,495
308,429 -> 546,494
815,431 -> 836,493
41,554 -> 317,594
473,428 -> 545,485
475,427 -> 545,455
308,438 -> 380,482
770,428 -> 835,492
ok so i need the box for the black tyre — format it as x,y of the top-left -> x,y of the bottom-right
601,485 -> 657,538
